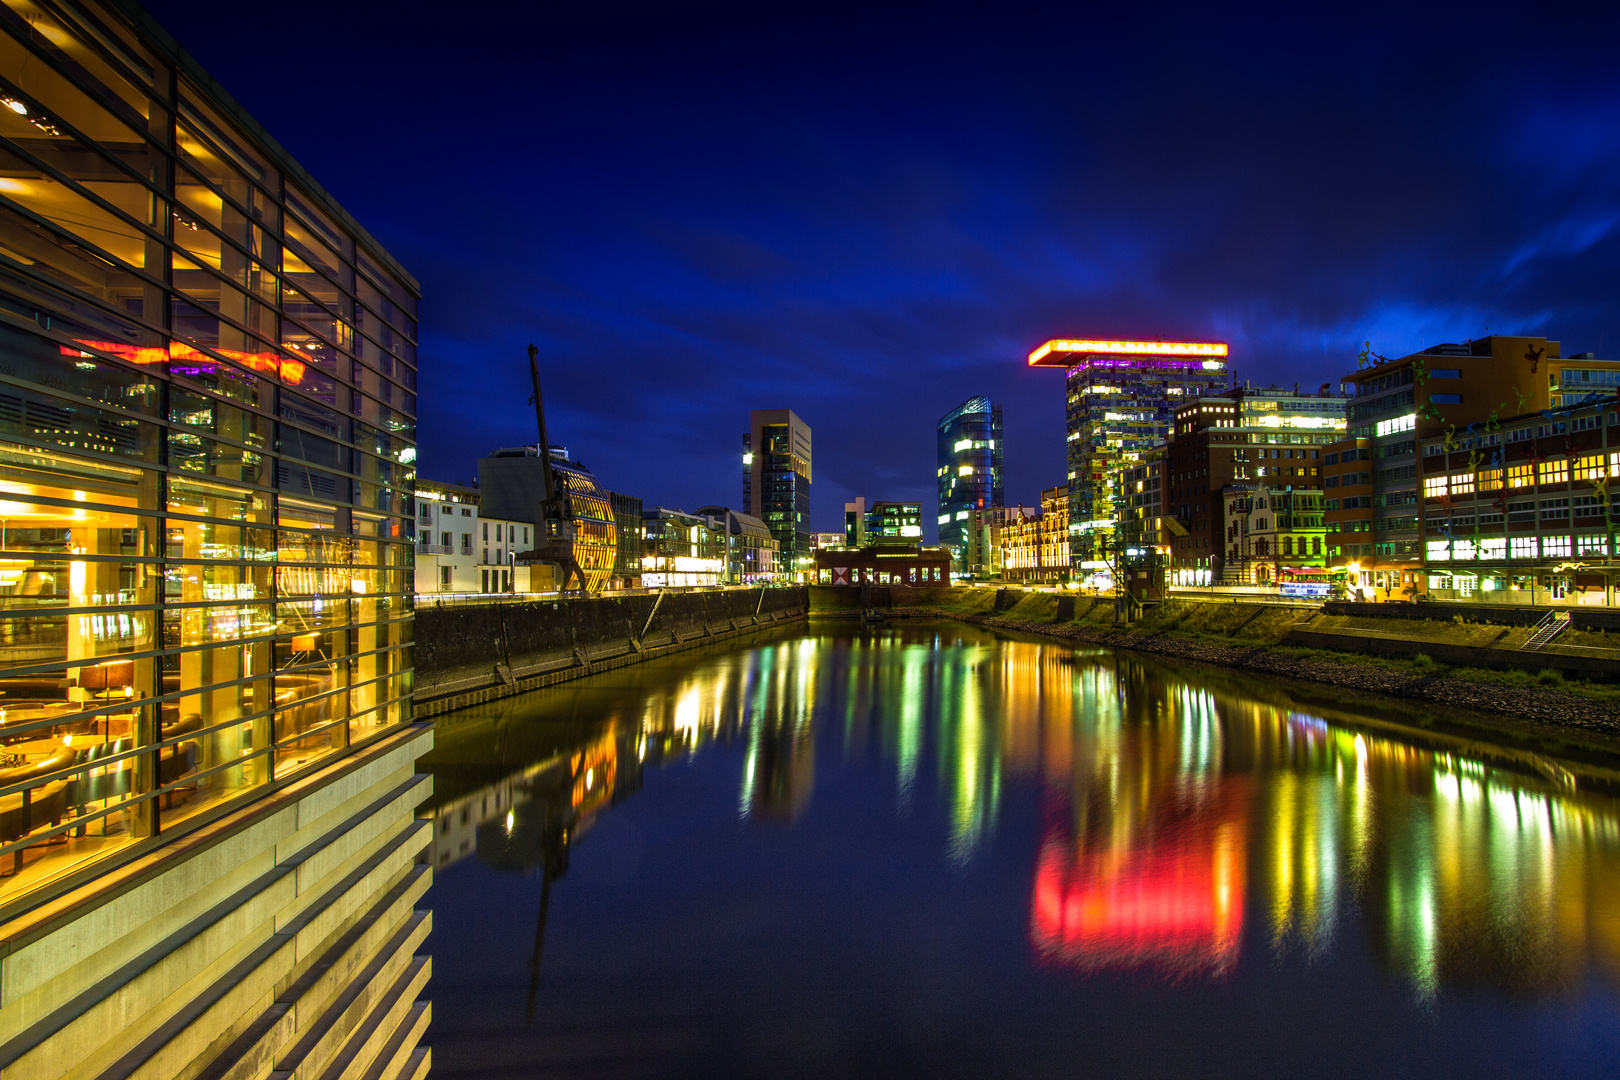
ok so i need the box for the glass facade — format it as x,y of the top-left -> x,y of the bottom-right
1065,359 -> 1227,565
744,409 -> 810,575
552,460 -> 616,593
0,0 -> 416,908
935,395 -> 1002,554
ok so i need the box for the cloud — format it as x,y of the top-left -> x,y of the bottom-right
143,0 -> 1620,537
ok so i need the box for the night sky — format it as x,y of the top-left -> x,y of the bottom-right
140,1 -> 1620,539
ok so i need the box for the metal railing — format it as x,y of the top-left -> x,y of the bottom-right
1522,610 -> 1572,651
416,543 -> 452,555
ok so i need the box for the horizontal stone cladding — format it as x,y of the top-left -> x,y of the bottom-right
0,723 -> 434,1080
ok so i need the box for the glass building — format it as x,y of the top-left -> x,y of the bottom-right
1028,340 -> 1228,569
742,408 -> 810,576
936,395 -> 1002,554
0,0 -> 416,904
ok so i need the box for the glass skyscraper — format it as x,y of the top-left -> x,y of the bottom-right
743,408 -> 811,575
936,395 -> 1002,553
0,0 -> 416,901
1028,340 -> 1228,570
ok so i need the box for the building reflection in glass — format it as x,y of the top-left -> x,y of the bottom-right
420,624 -> 1620,1006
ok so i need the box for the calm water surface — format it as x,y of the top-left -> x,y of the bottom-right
422,622 -> 1620,1078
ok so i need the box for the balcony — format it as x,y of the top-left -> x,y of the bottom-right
418,543 -> 453,555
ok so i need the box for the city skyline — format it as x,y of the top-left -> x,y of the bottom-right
134,0 -> 1620,537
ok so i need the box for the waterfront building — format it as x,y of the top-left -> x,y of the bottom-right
814,543 -> 950,586
868,500 -> 922,540
695,505 -> 780,583
1166,385 -> 1347,584
1001,486 -> 1071,584
608,491 -> 644,589
0,3 -> 428,1075
1221,483 -> 1329,587
416,478 -> 480,592
961,504 -> 1035,579
1117,447 -> 1166,555
809,531 -> 845,553
414,479 -> 536,594
936,396 -> 1003,555
846,497 -> 922,549
641,507 -> 727,587
1326,335 -> 1620,599
844,496 -> 867,549
1417,395 -> 1620,605
1027,339 -> 1229,571
478,514 -> 533,593
742,409 -> 811,577
482,444 -> 617,593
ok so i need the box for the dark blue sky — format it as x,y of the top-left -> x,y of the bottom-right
142,1 -> 1620,538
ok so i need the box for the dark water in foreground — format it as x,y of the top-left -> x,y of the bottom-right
421,622 -> 1620,1079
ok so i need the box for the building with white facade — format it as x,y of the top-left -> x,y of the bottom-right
416,478 -> 540,595
416,479 -> 481,593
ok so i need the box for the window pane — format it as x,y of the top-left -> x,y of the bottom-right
0,5 -> 154,129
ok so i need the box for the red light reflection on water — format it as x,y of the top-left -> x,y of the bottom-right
1031,782 -> 1249,978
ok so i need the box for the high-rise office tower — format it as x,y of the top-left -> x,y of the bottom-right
1027,340 -> 1229,570
743,409 -> 812,574
936,396 -> 1003,554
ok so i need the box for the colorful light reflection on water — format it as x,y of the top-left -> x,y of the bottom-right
421,622 -> 1620,1077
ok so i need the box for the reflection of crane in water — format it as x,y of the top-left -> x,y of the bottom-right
525,814 -> 568,1022
465,724 -> 639,1020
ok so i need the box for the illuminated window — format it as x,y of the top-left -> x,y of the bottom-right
1538,458 -> 1569,485
1481,537 -> 1507,559
1542,535 -> 1572,558
1426,539 -> 1451,561
1478,468 -> 1503,491
1507,464 -> 1533,489
1452,538 -> 1477,560
1423,475 -> 1447,499
1450,471 -> 1474,495
1578,535 -> 1608,556
1575,454 -> 1605,481
1510,536 -> 1537,558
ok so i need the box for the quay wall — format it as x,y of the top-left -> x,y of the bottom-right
806,585 -> 1620,736
412,587 -> 809,718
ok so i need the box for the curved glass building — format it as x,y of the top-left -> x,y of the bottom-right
553,459 -> 617,593
936,396 -> 1003,555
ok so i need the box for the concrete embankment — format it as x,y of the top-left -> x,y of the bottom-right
413,587 -> 808,718
810,585 -> 1620,737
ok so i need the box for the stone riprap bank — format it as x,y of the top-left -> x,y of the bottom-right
413,587 -> 808,717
